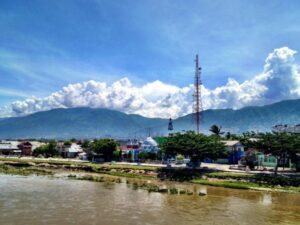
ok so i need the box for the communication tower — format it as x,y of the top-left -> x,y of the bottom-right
193,54 -> 202,134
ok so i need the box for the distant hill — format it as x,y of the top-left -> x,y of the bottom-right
173,99 -> 300,133
0,99 -> 299,139
0,108 -> 166,139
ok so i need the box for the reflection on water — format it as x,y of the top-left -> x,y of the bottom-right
261,193 -> 272,206
0,175 -> 299,225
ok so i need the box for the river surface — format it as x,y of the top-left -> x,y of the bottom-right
0,175 -> 299,225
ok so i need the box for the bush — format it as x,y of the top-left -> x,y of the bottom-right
138,152 -> 157,161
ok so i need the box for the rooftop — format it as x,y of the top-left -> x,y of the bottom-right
222,140 -> 241,147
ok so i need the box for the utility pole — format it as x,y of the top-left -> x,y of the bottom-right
193,54 -> 202,134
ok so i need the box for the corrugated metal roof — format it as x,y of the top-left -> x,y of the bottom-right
0,141 -> 20,150
65,143 -> 83,153
222,140 -> 241,147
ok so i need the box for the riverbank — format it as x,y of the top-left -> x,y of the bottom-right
0,157 -> 299,193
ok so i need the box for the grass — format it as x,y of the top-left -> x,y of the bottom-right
70,174 -> 122,183
207,172 -> 252,179
192,178 -> 300,193
192,179 -> 254,190
205,171 -> 300,187
0,164 -> 54,176
0,157 -> 80,166
106,171 -> 155,179
0,157 -> 158,180
0,157 -> 158,171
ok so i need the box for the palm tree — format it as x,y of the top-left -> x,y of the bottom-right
209,125 -> 224,137
225,132 -> 231,140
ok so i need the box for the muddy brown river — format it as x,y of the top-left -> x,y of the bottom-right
0,174 -> 299,225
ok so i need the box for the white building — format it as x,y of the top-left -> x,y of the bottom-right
141,137 -> 160,153
63,143 -> 83,158
0,140 -> 21,155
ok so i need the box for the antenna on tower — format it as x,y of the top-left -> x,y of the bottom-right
193,54 -> 202,134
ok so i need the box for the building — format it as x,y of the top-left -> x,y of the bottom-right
141,137 -> 160,153
62,143 -> 83,158
0,140 -> 46,156
257,153 -> 277,168
0,141 -> 21,155
296,153 -> 300,172
17,141 -> 32,156
78,152 -> 88,160
222,140 -> 245,164
117,139 -> 140,161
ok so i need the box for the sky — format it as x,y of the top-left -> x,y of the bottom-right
0,0 -> 300,118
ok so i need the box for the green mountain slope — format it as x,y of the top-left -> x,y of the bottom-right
0,99 -> 299,139
174,99 -> 300,133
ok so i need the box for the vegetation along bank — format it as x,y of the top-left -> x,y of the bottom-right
0,157 -> 299,193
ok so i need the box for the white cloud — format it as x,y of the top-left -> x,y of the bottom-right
202,47 -> 300,110
0,47 -> 299,118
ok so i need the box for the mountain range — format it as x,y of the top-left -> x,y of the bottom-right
0,99 -> 299,139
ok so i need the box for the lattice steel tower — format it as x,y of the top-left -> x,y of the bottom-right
193,54 -> 202,134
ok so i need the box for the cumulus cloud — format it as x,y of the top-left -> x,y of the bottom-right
202,47 -> 300,109
0,47 -> 299,118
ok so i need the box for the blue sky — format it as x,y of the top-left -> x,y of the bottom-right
0,0 -> 300,109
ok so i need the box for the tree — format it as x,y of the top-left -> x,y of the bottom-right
46,141 -> 59,157
138,151 -> 147,161
33,141 -> 59,158
113,149 -> 122,161
257,132 -> 300,174
128,151 -> 133,161
32,146 -> 45,157
81,140 -> 91,149
91,139 -> 117,161
243,150 -> 257,170
155,137 -> 168,146
64,140 -> 72,146
225,132 -> 231,140
209,125 -> 224,137
161,131 -> 226,167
